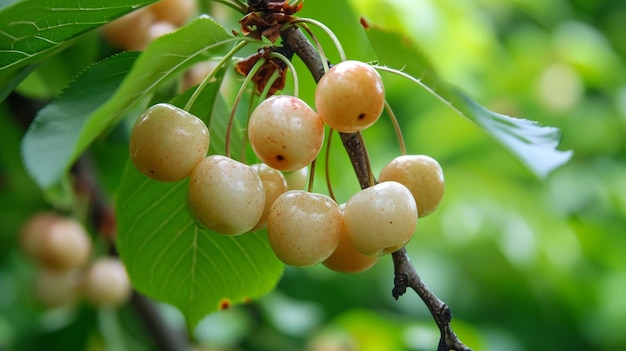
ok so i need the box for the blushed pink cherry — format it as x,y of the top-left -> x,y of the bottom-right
248,95 -> 324,172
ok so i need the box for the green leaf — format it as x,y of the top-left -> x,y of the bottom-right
0,0 -> 156,76
116,165 -> 283,329
15,31 -> 100,100
21,51 -> 139,188
0,63 -> 36,102
116,85 -> 283,329
21,16 -> 240,189
365,23 -> 573,178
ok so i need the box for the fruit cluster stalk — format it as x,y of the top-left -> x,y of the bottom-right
280,23 -> 471,351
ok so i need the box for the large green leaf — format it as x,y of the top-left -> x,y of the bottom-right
21,17 -> 240,188
0,0 -> 156,75
116,86 -> 283,329
116,167 -> 283,329
21,51 -> 139,188
365,23 -> 573,178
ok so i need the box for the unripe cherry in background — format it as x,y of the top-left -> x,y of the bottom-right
149,0 -> 196,27
34,268 -> 81,308
102,8 -> 155,51
102,0 -> 196,50
20,212 -> 59,260
82,258 -> 132,307
20,212 -> 91,271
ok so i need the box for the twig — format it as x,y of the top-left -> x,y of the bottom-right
130,291 -> 191,351
392,248 -> 471,351
280,24 -> 472,351
72,155 -> 191,351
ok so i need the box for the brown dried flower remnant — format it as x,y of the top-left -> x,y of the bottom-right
235,46 -> 293,96
239,0 -> 303,42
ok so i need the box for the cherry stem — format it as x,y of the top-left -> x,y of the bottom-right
306,158 -> 317,193
293,22 -> 330,73
324,129 -> 336,202
280,24 -> 472,351
374,65 -> 467,120
384,100 -> 407,155
226,58 -> 265,158
269,51 -> 300,97
289,18 -> 347,62
259,69 -> 280,99
184,39 -> 249,112
240,90 -> 258,163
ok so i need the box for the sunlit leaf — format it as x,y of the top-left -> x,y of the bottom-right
365,23 -> 573,178
116,86 -> 283,329
21,17 -> 240,188
0,0 -> 156,75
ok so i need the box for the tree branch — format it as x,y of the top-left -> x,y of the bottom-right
281,25 -> 472,351
72,156 -> 191,351
392,248 -> 471,351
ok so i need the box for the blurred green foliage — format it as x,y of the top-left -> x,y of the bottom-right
1,0 -> 625,350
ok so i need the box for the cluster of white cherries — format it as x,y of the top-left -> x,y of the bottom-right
129,60 -> 444,273
20,213 -> 131,308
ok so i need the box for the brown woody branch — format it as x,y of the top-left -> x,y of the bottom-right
280,25 -> 471,351
72,156 -> 191,351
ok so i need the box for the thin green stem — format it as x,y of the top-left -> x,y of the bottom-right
269,51 -> 300,97
307,158 -> 316,193
290,0 -> 305,7
240,89 -> 258,163
259,69 -> 280,100
324,129 -> 336,202
373,65 -> 466,120
213,0 -> 247,13
184,40 -> 249,111
225,58 -> 266,158
294,23 -> 330,73
290,17 -> 346,62
384,100 -> 407,155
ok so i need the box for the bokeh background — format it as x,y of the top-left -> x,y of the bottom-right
1,0 -> 625,350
